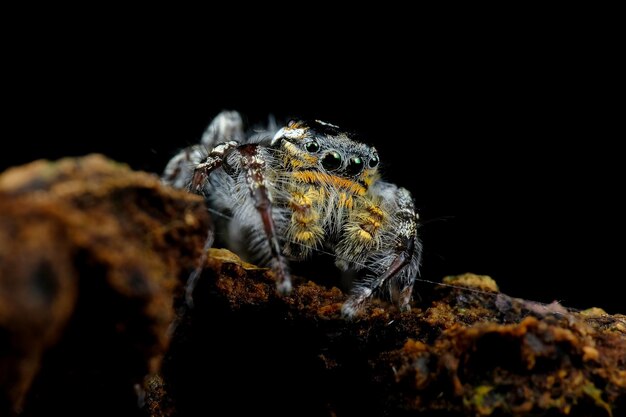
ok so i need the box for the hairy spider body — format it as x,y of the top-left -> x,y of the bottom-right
163,111 -> 422,317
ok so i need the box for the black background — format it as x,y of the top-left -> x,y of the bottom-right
2,26 -> 623,315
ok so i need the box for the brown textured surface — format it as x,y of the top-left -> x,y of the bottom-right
1,155 -> 625,417
0,155 -> 209,416
153,250 -> 626,417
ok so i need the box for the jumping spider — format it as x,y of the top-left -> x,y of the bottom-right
163,111 -> 422,317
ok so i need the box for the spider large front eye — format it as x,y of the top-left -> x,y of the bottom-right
346,156 -> 364,176
305,140 -> 320,153
369,155 -> 379,168
321,151 -> 342,171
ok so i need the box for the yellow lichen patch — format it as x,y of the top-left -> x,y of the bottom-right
292,171 -> 366,195
582,382 -> 613,417
464,385 -> 499,416
423,301 -> 458,329
206,248 -> 265,271
443,273 -> 500,292
581,307 -> 609,317
614,317 -> 626,334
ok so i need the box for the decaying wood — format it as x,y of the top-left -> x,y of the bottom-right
1,155 -> 624,417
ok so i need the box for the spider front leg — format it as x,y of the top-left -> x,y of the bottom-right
341,187 -> 421,318
238,144 -> 292,294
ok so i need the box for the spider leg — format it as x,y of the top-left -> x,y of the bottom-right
183,141 -> 238,307
342,187 -> 420,318
188,141 -> 239,193
239,144 -> 292,294
200,110 -> 245,148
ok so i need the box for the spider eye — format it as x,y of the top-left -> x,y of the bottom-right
346,156 -> 364,176
369,155 -> 379,168
321,151 -> 342,171
305,140 -> 320,153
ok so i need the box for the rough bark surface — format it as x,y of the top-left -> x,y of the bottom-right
1,155 -> 624,417
0,155 -> 209,416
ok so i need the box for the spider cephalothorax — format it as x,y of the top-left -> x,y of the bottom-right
163,112 -> 421,317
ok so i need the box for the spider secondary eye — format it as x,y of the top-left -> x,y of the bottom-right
305,141 -> 320,153
369,155 -> 379,168
346,156 -> 364,176
321,151 -> 342,170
